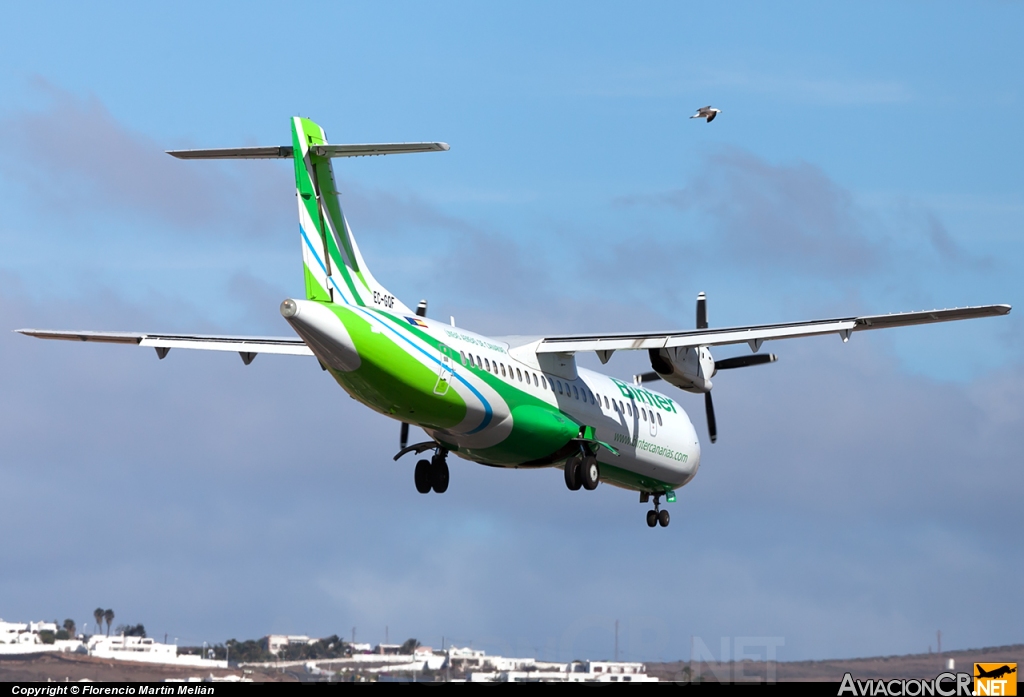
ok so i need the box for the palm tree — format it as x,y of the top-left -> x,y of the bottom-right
103,609 -> 114,637
93,608 -> 104,636
64,619 -> 76,638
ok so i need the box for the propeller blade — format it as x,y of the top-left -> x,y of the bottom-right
704,391 -> 717,444
715,353 -> 778,370
400,422 -> 409,449
415,300 -> 428,317
696,292 -> 708,329
635,371 -> 662,384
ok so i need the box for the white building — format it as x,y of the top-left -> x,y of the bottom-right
469,660 -> 657,683
0,620 -> 30,644
29,621 -> 59,634
0,619 -> 83,655
266,634 -> 317,655
87,634 -> 227,668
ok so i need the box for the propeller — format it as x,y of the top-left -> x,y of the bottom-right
399,299 -> 429,450
704,391 -> 718,444
636,292 -> 778,444
715,353 -> 777,370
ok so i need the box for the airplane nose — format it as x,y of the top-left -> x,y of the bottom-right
281,299 -> 361,372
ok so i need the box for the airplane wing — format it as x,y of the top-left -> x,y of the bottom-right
15,329 -> 312,363
534,304 -> 1011,359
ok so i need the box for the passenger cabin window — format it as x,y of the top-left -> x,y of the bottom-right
484,357 -> 490,371
516,368 -> 522,382
572,385 -> 578,399
541,376 -> 547,390
500,363 -> 506,377
641,409 -> 647,421
604,396 -> 609,409
533,373 -> 539,387
460,351 -> 467,366
657,413 -> 663,426
557,381 -> 563,394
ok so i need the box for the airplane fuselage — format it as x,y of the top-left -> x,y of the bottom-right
282,298 -> 701,495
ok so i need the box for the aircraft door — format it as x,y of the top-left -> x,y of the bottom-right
434,343 -> 455,396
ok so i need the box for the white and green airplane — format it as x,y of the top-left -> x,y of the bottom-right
18,117 -> 1011,528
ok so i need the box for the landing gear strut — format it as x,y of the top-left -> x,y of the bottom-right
645,494 -> 670,528
415,449 -> 449,494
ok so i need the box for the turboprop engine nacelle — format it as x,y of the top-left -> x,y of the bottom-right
650,346 -> 715,394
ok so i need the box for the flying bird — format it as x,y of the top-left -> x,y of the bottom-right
690,106 -> 721,122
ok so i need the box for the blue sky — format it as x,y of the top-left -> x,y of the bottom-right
0,1 -> 1021,662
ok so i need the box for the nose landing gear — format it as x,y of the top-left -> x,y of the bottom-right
414,449 -> 449,494
644,494 -> 670,528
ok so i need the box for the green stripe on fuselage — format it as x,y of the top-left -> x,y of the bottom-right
351,308 -> 583,466
326,304 -> 466,429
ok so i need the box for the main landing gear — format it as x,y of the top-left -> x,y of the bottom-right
415,450 -> 449,494
564,452 -> 600,491
645,494 -> 670,528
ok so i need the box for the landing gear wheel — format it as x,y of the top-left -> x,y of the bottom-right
581,455 -> 600,491
430,456 -> 450,494
658,509 -> 670,527
414,459 -> 432,494
564,456 -> 582,491
646,510 -> 658,527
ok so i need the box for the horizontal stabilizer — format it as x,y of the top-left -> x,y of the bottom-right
16,329 -> 313,357
167,142 -> 450,160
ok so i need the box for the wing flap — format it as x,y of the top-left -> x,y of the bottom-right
16,330 -> 313,356
535,304 -> 1010,354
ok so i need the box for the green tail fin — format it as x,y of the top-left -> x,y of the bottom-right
291,117 -> 409,313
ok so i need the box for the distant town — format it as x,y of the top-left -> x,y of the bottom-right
0,614 -> 655,682
3,613 -> 1021,683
